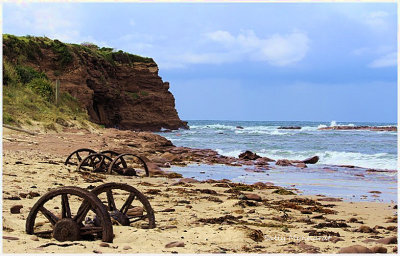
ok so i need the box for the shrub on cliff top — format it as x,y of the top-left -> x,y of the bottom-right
52,39 -> 74,68
26,78 -> 54,102
15,65 -> 48,84
3,61 -> 19,87
3,34 -> 44,62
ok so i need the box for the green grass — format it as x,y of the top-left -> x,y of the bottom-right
2,34 -> 155,130
140,91 -> 149,97
3,34 -> 155,70
127,92 -> 139,100
3,60 -> 89,128
3,84 -> 89,128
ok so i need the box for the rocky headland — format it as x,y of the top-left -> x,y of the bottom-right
3,35 -> 188,131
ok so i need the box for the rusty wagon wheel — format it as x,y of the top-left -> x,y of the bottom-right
99,150 -> 120,159
77,153 -> 113,173
65,148 -> 96,166
90,183 -> 156,229
108,153 -> 150,177
26,186 -> 113,242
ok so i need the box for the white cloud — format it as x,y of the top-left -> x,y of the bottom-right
256,31 -> 310,66
170,30 -> 310,66
4,3 -> 108,47
363,11 -> 389,30
206,30 -> 235,45
369,52 -> 397,68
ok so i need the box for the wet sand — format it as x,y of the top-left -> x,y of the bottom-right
2,128 -> 398,253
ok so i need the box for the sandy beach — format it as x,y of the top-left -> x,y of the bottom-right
2,127 -> 397,253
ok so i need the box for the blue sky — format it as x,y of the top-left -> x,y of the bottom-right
3,2 -> 397,122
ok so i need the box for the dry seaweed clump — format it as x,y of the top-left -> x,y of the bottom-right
273,188 -> 296,195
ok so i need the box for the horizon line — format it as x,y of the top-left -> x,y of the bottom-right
181,119 -> 398,124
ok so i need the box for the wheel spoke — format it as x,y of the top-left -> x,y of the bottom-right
106,190 -> 117,211
73,201 -> 91,223
80,226 -> 103,236
39,206 -> 59,225
120,193 -> 135,214
76,152 -> 82,162
61,194 -> 71,218
99,157 -> 106,167
120,157 -> 128,168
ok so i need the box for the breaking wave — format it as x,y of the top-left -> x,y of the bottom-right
215,148 -> 396,170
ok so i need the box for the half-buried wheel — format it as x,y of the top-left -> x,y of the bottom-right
64,148 -> 96,166
108,153 -> 150,177
91,182 -> 156,229
26,186 -> 113,242
77,153 -> 113,173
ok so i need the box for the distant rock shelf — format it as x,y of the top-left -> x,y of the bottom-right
277,126 -> 302,129
318,126 -> 397,132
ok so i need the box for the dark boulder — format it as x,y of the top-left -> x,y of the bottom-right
277,126 -> 301,129
238,151 -> 261,160
302,156 -> 319,164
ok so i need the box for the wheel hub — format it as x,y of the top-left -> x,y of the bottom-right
53,218 -> 81,242
110,210 -> 130,226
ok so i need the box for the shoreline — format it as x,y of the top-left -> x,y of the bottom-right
2,127 -> 398,253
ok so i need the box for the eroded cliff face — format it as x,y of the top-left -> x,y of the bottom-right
3,35 -> 188,131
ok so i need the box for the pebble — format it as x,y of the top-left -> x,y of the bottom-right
3,236 -> 19,240
99,242 -> 110,247
243,193 -> 262,201
357,225 -> 375,233
161,208 -> 175,212
10,205 -> 23,214
4,196 -> 21,200
371,246 -> 387,253
165,241 -> 185,248
329,237 -> 344,243
338,245 -> 372,253
30,236 -> 39,241
19,193 -> 28,198
376,236 -> 397,245
28,191 -> 40,198
123,245 -> 132,250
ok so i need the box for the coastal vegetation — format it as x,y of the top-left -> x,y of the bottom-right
2,34 -> 156,131
3,59 -> 89,130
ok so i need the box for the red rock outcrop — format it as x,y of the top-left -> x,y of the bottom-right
319,126 -> 396,132
3,35 -> 188,131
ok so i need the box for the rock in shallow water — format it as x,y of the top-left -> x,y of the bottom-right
239,150 -> 261,160
296,163 -> 307,168
302,155 -> 319,164
275,159 -> 292,166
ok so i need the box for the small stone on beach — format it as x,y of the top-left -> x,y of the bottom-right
10,205 -> 23,214
165,241 -> 185,248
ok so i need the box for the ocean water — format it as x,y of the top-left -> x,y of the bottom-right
160,120 -> 397,170
158,120 -> 397,202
